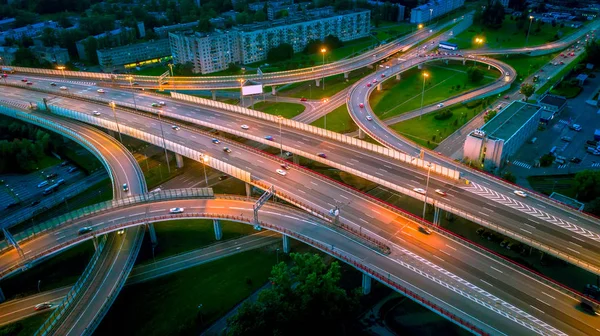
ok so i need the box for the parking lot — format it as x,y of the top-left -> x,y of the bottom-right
506,74 -> 600,175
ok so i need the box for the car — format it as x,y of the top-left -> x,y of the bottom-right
317,153 -> 327,158
0,73 -> 7,78
59,86 -> 68,90
158,101 -> 166,106
241,124 -> 249,130
50,82 -> 57,86
359,103 -> 364,108
151,103 -> 161,107
380,73 -> 385,78
570,124 -> 582,131
34,303 -> 52,311
366,115 -> 373,121
97,89 -> 105,93
265,135 -> 274,141
366,83 -> 372,87
504,95 -> 510,99
5,201 -> 19,209
280,163 -> 290,170
46,173 -> 57,180
581,300 -> 600,316
37,181 -> 49,188
117,229 -> 125,235
570,157 -> 582,163
218,175 -> 229,181
300,97 -> 307,101
418,226 -> 432,235
513,190 -> 527,198
78,226 -> 93,235
413,188 -> 426,194
26,82 -> 33,85
211,138 -> 220,144
92,111 -> 101,116
30,200 -> 41,207
60,161 -> 68,167
68,167 -> 78,173
21,78 -> 27,82
560,61 -> 564,65
276,169 -> 287,176
372,79 -> 377,83
132,82 -> 139,86
56,179 -> 65,185
561,136 -> 572,142
434,189 -> 447,196
437,103 -> 444,108
223,147 -> 232,153
171,125 -> 180,131
122,183 -> 129,192
169,207 -> 184,214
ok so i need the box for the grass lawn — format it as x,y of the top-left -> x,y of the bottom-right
133,65 -> 248,77
527,174 -> 578,198
310,104 -> 358,134
448,15 -> 576,49
389,103 -> 478,149
495,53 -> 558,81
372,21 -> 414,42
370,61 -> 499,118
279,67 -> 372,100
0,311 -> 51,335
144,157 -> 183,190
136,219 -> 257,263
95,249 -> 279,336
252,102 -> 305,119
550,84 -> 582,98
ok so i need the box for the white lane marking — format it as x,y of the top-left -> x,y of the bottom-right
340,195 -> 349,200
229,207 -> 251,211
569,241 -> 581,248
536,298 -> 550,306
490,266 -> 503,274
520,228 -> 533,234
566,247 -> 581,254
433,255 -> 445,262
478,211 -> 490,217
541,292 -> 556,300
530,305 -> 545,314
569,216 -> 579,222
445,244 -> 456,251
480,279 -> 493,287
572,236 -> 585,242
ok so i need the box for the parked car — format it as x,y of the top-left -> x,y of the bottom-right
570,124 -> 582,131
561,136 -> 572,142
218,175 -> 229,181
570,157 -> 582,163
68,167 -> 78,173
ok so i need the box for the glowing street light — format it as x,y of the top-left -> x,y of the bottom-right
125,76 -> 138,110
57,66 -> 66,78
202,155 -> 209,186
419,72 -> 429,120
320,48 -> 327,91
109,101 -> 123,143
525,16 -> 535,47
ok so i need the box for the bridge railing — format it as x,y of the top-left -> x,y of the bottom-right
34,235 -> 108,336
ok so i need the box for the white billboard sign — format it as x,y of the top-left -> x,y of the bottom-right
241,84 -> 263,96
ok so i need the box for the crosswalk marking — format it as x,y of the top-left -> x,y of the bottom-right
511,161 -> 532,169
591,163 -> 600,168
557,164 -> 568,169
558,119 -> 570,125
463,182 -> 600,242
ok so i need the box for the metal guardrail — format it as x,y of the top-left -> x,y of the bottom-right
34,235 -> 108,336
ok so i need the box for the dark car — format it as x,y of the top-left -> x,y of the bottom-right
30,200 -> 41,207
5,202 -> 20,209
46,173 -> 58,180
218,175 -> 230,181
78,227 -> 93,235
317,153 -> 327,158
570,157 -> 582,163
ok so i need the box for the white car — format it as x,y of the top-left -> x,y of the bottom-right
437,103 -> 444,108
117,229 -> 125,235
59,86 -> 68,90
169,207 -> 184,214
158,101 -> 166,106
513,190 -> 527,198
435,189 -> 447,196
276,169 -> 287,176
92,111 -> 101,116
413,188 -> 426,194
366,115 -> 373,121
97,89 -> 105,93
241,124 -> 249,130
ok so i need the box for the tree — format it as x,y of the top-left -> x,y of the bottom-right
467,66 -> 484,83
236,11 -> 251,24
574,170 -> 600,201
477,0 -> 505,28
585,40 -> 600,66
539,153 -> 554,167
197,17 -> 213,32
484,110 -> 497,123
324,35 -> 343,50
520,83 -> 535,100
303,39 -> 322,54
82,37 -> 99,64
267,43 -> 294,62
502,171 -> 517,183
40,28 -> 58,47
509,0 -> 528,11
226,253 -> 360,336
585,197 -> 600,216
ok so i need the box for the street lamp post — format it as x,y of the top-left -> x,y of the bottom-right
429,8 -> 433,23
419,72 -> 429,120
238,78 -> 244,106
157,111 -> 171,174
109,101 -> 123,143
422,163 -> 432,220
322,98 -> 329,129
167,63 -> 175,92
202,156 -> 209,186
57,66 -> 66,78
309,84 -> 312,100
277,115 -> 283,156
321,48 -> 327,90
525,16 -> 534,47
126,76 -> 138,111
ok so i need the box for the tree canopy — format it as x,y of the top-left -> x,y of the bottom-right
267,43 -> 294,63
226,253 -> 360,336
475,0 -> 505,29
467,66 -> 484,83
520,83 -> 535,100
574,170 -> 600,202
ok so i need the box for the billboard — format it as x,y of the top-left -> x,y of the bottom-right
241,84 -> 263,96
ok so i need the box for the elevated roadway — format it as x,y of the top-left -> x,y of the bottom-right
1,92 -> 599,334
4,78 -> 600,278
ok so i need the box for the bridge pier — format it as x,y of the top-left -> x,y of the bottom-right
92,236 -> 99,250
395,74 -> 401,80
0,287 -> 4,303
362,273 -> 372,295
462,58 -> 466,65
245,182 -> 251,198
293,154 -> 299,165
358,128 -> 365,139
344,72 -> 349,80
148,223 -> 158,246
282,235 -> 291,253
271,86 -> 277,96
211,90 -> 216,100
213,219 -> 223,240
315,78 -> 321,87
376,83 -> 382,91
433,206 -> 442,226
175,153 -> 184,168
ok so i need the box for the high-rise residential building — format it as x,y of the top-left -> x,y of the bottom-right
410,0 -> 465,24
96,39 -> 171,68
169,10 -> 370,74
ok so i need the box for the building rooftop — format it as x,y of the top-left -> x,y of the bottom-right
481,101 -> 541,141
539,94 -> 567,107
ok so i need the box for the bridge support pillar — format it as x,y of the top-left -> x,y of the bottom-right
418,64 -> 423,70
362,273 -> 372,295
92,236 -> 99,250
344,72 -> 349,80
211,90 -> 217,100
213,219 -> 223,240
175,153 -> 184,168
462,58 -> 466,65
368,64 -> 374,69
0,287 -> 5,303
488,65 -> 491,70
148,223 -> 158,246
395,74 -> 401,80
358,128 -> 365,139
433,206 -> 442,226
271,86 -> 277,96
376,84 -> 382,91
245,182 -> 251,198
315,78 -> 321,87
293,154 -> 299,164
282,235 -> 291,253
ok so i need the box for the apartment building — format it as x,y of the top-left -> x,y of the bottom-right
410,0 -> 465,24
169,10 -> 370,74
154,22 -> 200,38
97,39 -> 171,68
0,21 -> 59,44
0,46 -> 18,65
75,27 -> 136,60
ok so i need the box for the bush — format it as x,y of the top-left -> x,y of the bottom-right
267,43 -> 294,63
0,322 -> 23,336
434,109 -> 453,120
484,110 -> 497,123
465,100 -> 483,109
539,154 -> 555,167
